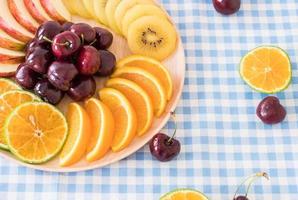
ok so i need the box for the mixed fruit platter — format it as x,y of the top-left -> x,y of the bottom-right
0,0 -> 184,169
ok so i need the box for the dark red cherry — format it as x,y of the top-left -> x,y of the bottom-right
256,96 -> 286,124
67,75 -> 96,101
212,0 -> 241,15
25,39 -> 50,56
96,50 -> 116,76
233,196 -> 249,200
36,21 -> 62,41
15,63 -> 40,89
62,22 -> 74,31
92,27 -> 113,50
70,23 -> 96,43
51,31 -> 81,59
26,47 -> 52,74
47,61 -> 78,91
34,79 -> 64,105
76,46 -> 100,75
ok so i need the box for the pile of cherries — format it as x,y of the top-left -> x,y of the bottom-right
15,21 -> 116,105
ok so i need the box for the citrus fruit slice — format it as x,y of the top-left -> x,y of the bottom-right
99,88 -> 137,152
0,90 -> 40,150
106,78 -> 153,136
60,103 -> 90,167
117,54 -> 173,100
84,98 -> 114,162
160,188 -> 209,200
5,102 -> 68,164
0,78 -> 21,95
112,66 -> 167,117
240,46 -> 291,93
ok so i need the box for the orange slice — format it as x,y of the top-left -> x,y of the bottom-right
160,188 -> 209,200
0,78 -> 20,95
99,88 -> 137,152
84,98 -> 114,162
240,46 -> 291,93
5,102 -> 68,163
117,54 -> 173,100
112,66 -> 167,117
60,103 -> 90,167
106,78 -> 153,136
0,90 -> 40,150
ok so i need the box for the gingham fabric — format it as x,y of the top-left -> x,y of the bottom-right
1,0 -> 298,199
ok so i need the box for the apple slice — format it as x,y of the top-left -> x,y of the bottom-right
0,30 -> 25,51
0,48 -> 25,64
0,0 -> 34,43
0,63 -> 20,77
82,0 -> 97,19
7,0 -> 40,34
23,0 -> 53,24
70,0 -> 92,19
40,0 -> 71,23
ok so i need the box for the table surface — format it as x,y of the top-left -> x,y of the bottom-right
1,0 -> 298,199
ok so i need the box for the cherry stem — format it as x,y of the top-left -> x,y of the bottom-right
167,111 -> 177,144
42,36 -> 70,46
89,39 -> 97,46
233,172 -> 269,199
81,34 -> 85,44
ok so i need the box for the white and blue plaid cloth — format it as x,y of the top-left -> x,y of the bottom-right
1,0 -> 298,199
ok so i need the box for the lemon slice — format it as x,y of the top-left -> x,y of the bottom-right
160,188 -> 209,200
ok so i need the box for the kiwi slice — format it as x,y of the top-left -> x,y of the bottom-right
127,16 -> 177,61
122,4 -> 167,37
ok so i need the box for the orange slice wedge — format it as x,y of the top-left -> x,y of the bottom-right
0,78 -> 20,95
60,103 -> 90,167
99,88 -> 137,152
240,46 -> 291,93
160,188 -> 209,200
84,98 -> 114,162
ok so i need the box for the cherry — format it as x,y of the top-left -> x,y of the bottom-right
15,63 -> 40,89
70,23 -> 96,43
76,46 -> 100,75
149,112 -> 180,162
96,50 -> 116,76
212,0 -> 241,15
34,79 -> 64,105
36,21 -> 62,41
51,31 -> 81,59
62,22 -> 74,31
233,172 -> 269,200
92,27 -> 113,50
67,75 -> 96,101
25,39 -> 50,56
47,61 -> 78,91
256,96 -> 286,124
26,47 -> 52,74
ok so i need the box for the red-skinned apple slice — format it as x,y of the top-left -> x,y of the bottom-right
0,30 -> 25,51
0,48 -> 25,64
7,0 -> 40,34
40,0 -> 71,23
23,0 -> 53,24
0,63 -> 20,77
0,0 -> 33,43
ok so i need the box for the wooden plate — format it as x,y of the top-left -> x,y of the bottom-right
0,14 -> 185,172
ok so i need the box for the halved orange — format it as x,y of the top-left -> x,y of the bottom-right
240,46 -> 291,93
84,98 -> 114,162
160,188 -> 209,200
117,55 -> 173,100
60,103 -> 90,167
0,90 -> 40,150
0,78 -> 20,95
106,78 -> 153,136
99,88 -> 137,152
112,66 -> 167,117
5,102 -> 68,164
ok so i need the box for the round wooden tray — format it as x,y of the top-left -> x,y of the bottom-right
0,15 -> 185,172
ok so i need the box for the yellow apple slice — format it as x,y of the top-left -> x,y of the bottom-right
105,0 -> 122,34
7,0 -> 40,33
23,0 -> 53,24
71,0 -> 92,18
0,63 -> 20,77
0,0 -> 33,43
82,0 -> 97,19
93,0 -> 108,25
40,0 -> 71,23
0,30 -> 25,51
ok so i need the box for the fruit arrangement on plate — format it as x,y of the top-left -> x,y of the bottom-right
0,0 -> 184,170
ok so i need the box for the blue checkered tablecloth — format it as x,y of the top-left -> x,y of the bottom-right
1,0 -> 298,199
